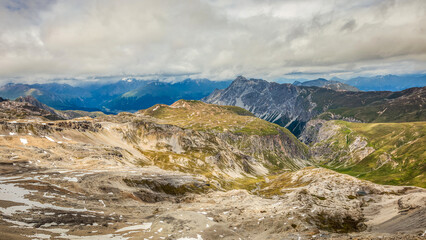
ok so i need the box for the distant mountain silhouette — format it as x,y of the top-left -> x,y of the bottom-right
0,79 -> 231,113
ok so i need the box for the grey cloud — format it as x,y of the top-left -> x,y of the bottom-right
0,0 -> 425,84
341,19 -> 356,32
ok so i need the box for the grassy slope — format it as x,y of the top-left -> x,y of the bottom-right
140,100 -> 296,137
136,100 -> 309,177
322,121 -> 425,188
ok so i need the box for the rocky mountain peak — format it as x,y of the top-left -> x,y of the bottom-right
204,78 -> 425,136
16,95 -> 56,114
234,75 -> 248,82
16,95 -> 40,103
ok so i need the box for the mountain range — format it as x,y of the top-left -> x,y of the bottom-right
203,76 -> 425,136
2,94 -> 424,187
203,76 -> 425,188
0,79 -> 231,113
0,86 -> 424,239
106,79 -> 231,112
342,74 -> 426,91
293,78 -> 360,92
1,74 -> 424,115
1,74 -> 425,190
287,74 -> 426,91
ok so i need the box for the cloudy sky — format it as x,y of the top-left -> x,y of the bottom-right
1,0 -> 425,84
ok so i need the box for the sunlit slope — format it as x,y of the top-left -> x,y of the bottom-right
307,120 -> 425,187
141,100 -> 298,136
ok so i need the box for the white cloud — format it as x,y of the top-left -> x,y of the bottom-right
0,0 -> 425,84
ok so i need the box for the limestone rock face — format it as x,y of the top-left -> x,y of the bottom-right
204,76 -> 318,136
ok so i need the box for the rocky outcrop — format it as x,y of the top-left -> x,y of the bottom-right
0,96 -> 106,121
299,120 -> 375,165
0,97 -> 63,120
16,95 -> 57,115
0,120 -> 102,135
128,119 -> 309,176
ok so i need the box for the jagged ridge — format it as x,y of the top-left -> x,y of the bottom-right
203,76 -> 426,136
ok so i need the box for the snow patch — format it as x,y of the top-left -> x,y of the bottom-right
45,136 -> 55,142
116,223 -> 152,232
58,233 -> 128,240
63,177 -> 78,182
99,200 -> 106,207
26,234 -> 50,239
177,235 -> 203,240
0,176 -> 88,216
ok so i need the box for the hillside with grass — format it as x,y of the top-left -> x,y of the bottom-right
301,120 -> 425,187
140,100 -> 298,137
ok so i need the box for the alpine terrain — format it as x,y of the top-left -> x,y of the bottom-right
2,1 -> 426,239
0,96 -> 424,239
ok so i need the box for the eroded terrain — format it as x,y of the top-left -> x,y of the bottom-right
1,156 -> 425,239
0,99 -> 425,239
